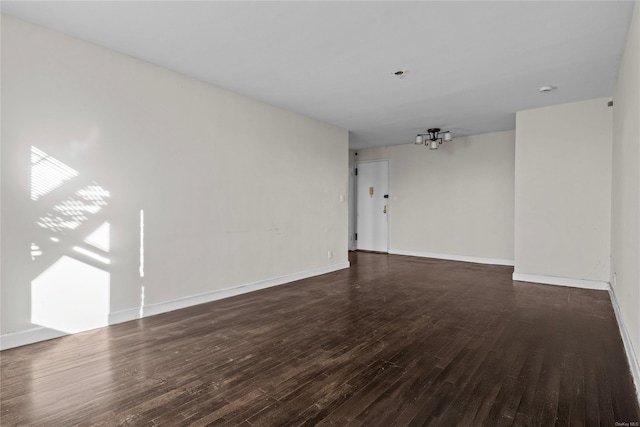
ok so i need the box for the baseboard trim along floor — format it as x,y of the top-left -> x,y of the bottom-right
390,249 -> 514,266
0,261 -> 350,351
512,272 -> 610,291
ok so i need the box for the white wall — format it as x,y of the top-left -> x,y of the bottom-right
356,131 -> 515,262
514,98 -> 612,283
611,1 -> 640,385
1,16 -> 349,341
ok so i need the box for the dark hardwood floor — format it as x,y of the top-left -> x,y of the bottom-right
1,252 -> 638,426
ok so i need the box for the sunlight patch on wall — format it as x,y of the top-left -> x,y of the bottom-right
37,184 -> 110,232
30,243 -> 42,261
72,246 -> 111,265
30,146 -> 78,201
84,222 -> 110,252
139,210 -> 144,278
31,256 -> 110,334
139,209 -> 145,318
30,145 -> 112,334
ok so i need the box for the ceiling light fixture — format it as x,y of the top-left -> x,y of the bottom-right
414,128 -> 452,150
539,85 -> 555,93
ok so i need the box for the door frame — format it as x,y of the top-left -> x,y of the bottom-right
348,164 -> 357,251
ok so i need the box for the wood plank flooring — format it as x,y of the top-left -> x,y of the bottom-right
1,252 -> 639,426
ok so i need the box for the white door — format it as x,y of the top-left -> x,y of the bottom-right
356,160 -> 389,252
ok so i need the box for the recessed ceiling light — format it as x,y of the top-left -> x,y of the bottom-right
539,85 -> 555,93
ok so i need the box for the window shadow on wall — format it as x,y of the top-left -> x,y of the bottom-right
30,146 -> 111,334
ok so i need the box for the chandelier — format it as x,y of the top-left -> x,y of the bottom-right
414,128 -> 452,150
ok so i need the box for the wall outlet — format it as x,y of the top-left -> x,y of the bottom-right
327,250 -> 333,259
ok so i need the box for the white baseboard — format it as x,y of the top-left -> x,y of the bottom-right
112,261 -> 350,322
0,327 -> 68,351
1,261 -> 350,351
108,307 -> 140,325
609,288 -> 640,405
390,249 -> 514,266
512,272 -> 610,291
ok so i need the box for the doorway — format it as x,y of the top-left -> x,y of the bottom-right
356,160 -> 389,252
